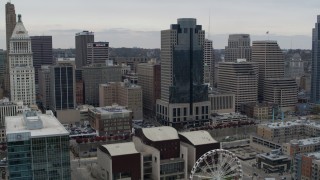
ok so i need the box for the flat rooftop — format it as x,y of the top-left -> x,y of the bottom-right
6,112 -> 69,138
179,130 -> 217,146
91,106 -> 132,114
305,151 -> 320,160
261,120 -> 320,129
102,142 -> 138,156
290,137 -> 320,146
142,126 -> 179,142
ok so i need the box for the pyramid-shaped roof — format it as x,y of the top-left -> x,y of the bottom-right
10,14 -> 29,40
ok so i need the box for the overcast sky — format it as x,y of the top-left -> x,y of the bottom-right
0,0 -> 319,49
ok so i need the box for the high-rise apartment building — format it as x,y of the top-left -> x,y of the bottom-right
50,62 -> 76,112
6,110 -> 71,180
82,64 -> 122,106
156,18 -> 210,128
252,41 -> 284,101
99,81 -> 143,120
225,34 -> 251,62
30,36 -> 53,84
218,60 -> 258,111
9,15 -> 36,106
311,15 -> 320,103
204,39 -> 214,86
75,31 -> 94,68
137,60 -> 161,116
4,2 -> 16,95
38,65 -> 51,110
87,42 -> 109,65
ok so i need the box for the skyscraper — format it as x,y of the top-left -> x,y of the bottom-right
75,31 -> 94,68
87,42 -> 109,65
0,50 -> 5,86
50,62 -> 76,113
218,60 -> 258,111
251,41 -> 284,101
311,15 -> 320,103
4,2 -> 16,94
156,18 -> 210,128
38,65 -> 51,110
9,15 -> 36,106
225,34 -> 251,62
30,36 -> 53,84
204,39 -> 214,86
6,110 -> 71,179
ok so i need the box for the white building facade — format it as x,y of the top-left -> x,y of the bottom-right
9,15 -> 36,105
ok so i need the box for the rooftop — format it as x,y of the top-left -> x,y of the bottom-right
290,137 -> 320,146
305,151 -> 320,160
142,126 -> 179,142
262,120 -> 320,129
6,111 -> 69,138
91,105 -> 132,114
102,142 -> 138,156
179,130 -> 217,146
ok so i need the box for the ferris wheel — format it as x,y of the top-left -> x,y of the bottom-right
190,149 -> 243,180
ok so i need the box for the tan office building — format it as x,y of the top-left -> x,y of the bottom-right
225,34 -> 251,62
218,60 -> 258,111
137,60 -> 161,117
99,81 -> 142,120
252,41 -> 284,101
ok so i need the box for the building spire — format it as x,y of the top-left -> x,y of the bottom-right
18,14 -> 21,22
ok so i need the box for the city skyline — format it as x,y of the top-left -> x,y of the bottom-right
0,0 -> 319,49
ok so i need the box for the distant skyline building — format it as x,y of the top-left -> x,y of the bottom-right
0,50 -> 5,86
204,39 -> 214,86
50,62 -> 76,113
252,40 -> 285,101
9,15 -> 36,106
156,18 -> 210,127
4,2 -> 16,94
6,110 -> 71,179
87,42 -> 109,65
30,36 -> 53,84
75,31 -> 94,68
218,60 -> 258,111
225,34 -> 251,62
82,64 -> 122,106
38,65 -> 51,110
311,15 -> 320,103
137,60 -> 161,116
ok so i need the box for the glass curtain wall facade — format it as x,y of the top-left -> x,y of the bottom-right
311,15 -> 320,103
7,134 -> 70,180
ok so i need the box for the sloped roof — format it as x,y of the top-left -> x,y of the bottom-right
10,15 -> 29,39
142,126 -> 179,142
102,142 -> 138,156
179,130 -> 217,146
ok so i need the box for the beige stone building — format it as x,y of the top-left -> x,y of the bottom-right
99,81 -> 142,120
208,89 -> 235,114
242,102 -> 272,120
225,34 -> 251,62
252,41 -> 284,101
218,60 -> 258,111
264,78 -> 298,111
137,60 -> 161,117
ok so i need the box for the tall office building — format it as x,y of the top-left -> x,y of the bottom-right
252,41 -> 284,101
9,15 -> 36,106
4,2 -> 16,94
311,15 -> 320,103
204,39 -> 214,86
50,62 -> 76,113
30,36 -> 53,84
218,60 -> 258,111
6,110 -> 71,180
225,34 -> 251,62
99,81 -> 143,120
87,42 -> 109,65
75,31 -> 94,68
137,60 -> 161,116
0,50 -> 5,86
82,64 -> 122,106
38,65 -> 51,110
156,18 -> 210,128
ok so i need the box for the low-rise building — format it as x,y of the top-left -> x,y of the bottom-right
208,89 -> 235,114
88,105 -> 132,136
294,151 -> 320,180
282,137 -> 320,156
242,102 -> 273,120
256,149 -> 291,173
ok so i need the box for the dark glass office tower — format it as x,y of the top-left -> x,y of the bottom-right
157,18 -> 210,128
311,15 -> 320,103
50,62 -> 76,112
75,31 -> 94,68
30,36 -> 53,84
